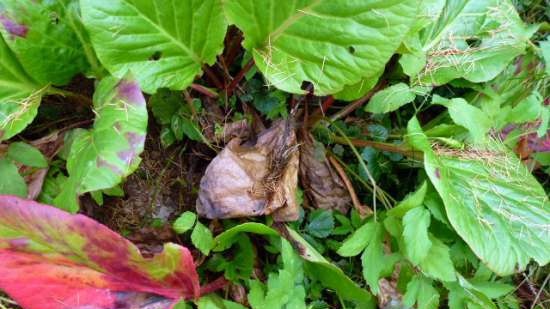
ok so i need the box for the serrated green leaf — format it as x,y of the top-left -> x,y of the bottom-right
403,275 -> 440,309
418,235 -> 456,282
434,96 -> 492,144
173,211 -> 197,234
191,221 -> 214,256
387,181 -> 428,218
410,0 -> 532,85
365,83 -> 416,114
360,222 -> 388,295
7,142 -> 47,168
248,238 -> 306,309
337,220 -> 377,257
0,158 -> 27,197
81,0 -> 227,94
505,91 -> 543,124
224,0 -> 417,96
305,209 -> 334,238
424,142 -> 550,275
54,76 -> 147,212
0,35 -> 44,142
403,207 -> 432,265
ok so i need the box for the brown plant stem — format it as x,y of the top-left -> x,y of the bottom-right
327,155 -> 373,217
332,136 -> 422,160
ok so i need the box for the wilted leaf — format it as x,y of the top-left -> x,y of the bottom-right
224,0 -> 417,96
54,76 -> 148,213
0,35 -> 44,142
0,195 -> 201,309
81,0 -> 227,93
299,135 -> 351,213
197,119 -> 300,221
0,0 -> 90,85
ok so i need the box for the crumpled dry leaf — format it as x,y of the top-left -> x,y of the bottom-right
197,119 -> 299,221
299,134 -> 351,213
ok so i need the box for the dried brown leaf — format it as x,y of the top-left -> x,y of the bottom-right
197,119 -> 299,221
299,134 -> 351,213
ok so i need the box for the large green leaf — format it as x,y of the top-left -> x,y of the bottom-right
54,76 -> 148,212
0,0 -> 91,85
81,0 -> 227,94
408,117 -> 550,275
425,146 -> 550,275
0,35 -> 44,141
404,0 -> 533,85
224,0 -> 418,96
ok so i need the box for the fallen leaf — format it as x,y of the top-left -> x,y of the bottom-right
197,119 -> 299,221
0,195 -> 201,309
299,134 -> 351,213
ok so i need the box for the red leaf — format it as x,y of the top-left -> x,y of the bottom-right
0,195 -> 200,309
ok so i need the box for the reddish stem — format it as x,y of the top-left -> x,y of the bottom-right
190,83 -> 219,98
202,65 -> 225,90
307,96 -> 334,127
330,80 -> 387,121
226,59 -> 255,97
199,276 -> 229,296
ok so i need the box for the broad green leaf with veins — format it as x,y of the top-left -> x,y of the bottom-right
81,0 -> 227,94
403,0 -> 532,85
0,36 -> 44,141
0,0 -> 91,85
424,145 -> 550,275
224,0 -> 418,97
54,76 -> 148,213
409,117 -> 550,275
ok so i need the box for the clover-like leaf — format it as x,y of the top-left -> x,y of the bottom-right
81,0 -> 227,94
0,195 -> 200,309
54,76 -> 148,212
224,0 -> 417,97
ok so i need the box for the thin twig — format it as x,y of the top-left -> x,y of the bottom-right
202,65 -> 225,89
331,136 -> 421,159
328,155 -> 373,217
